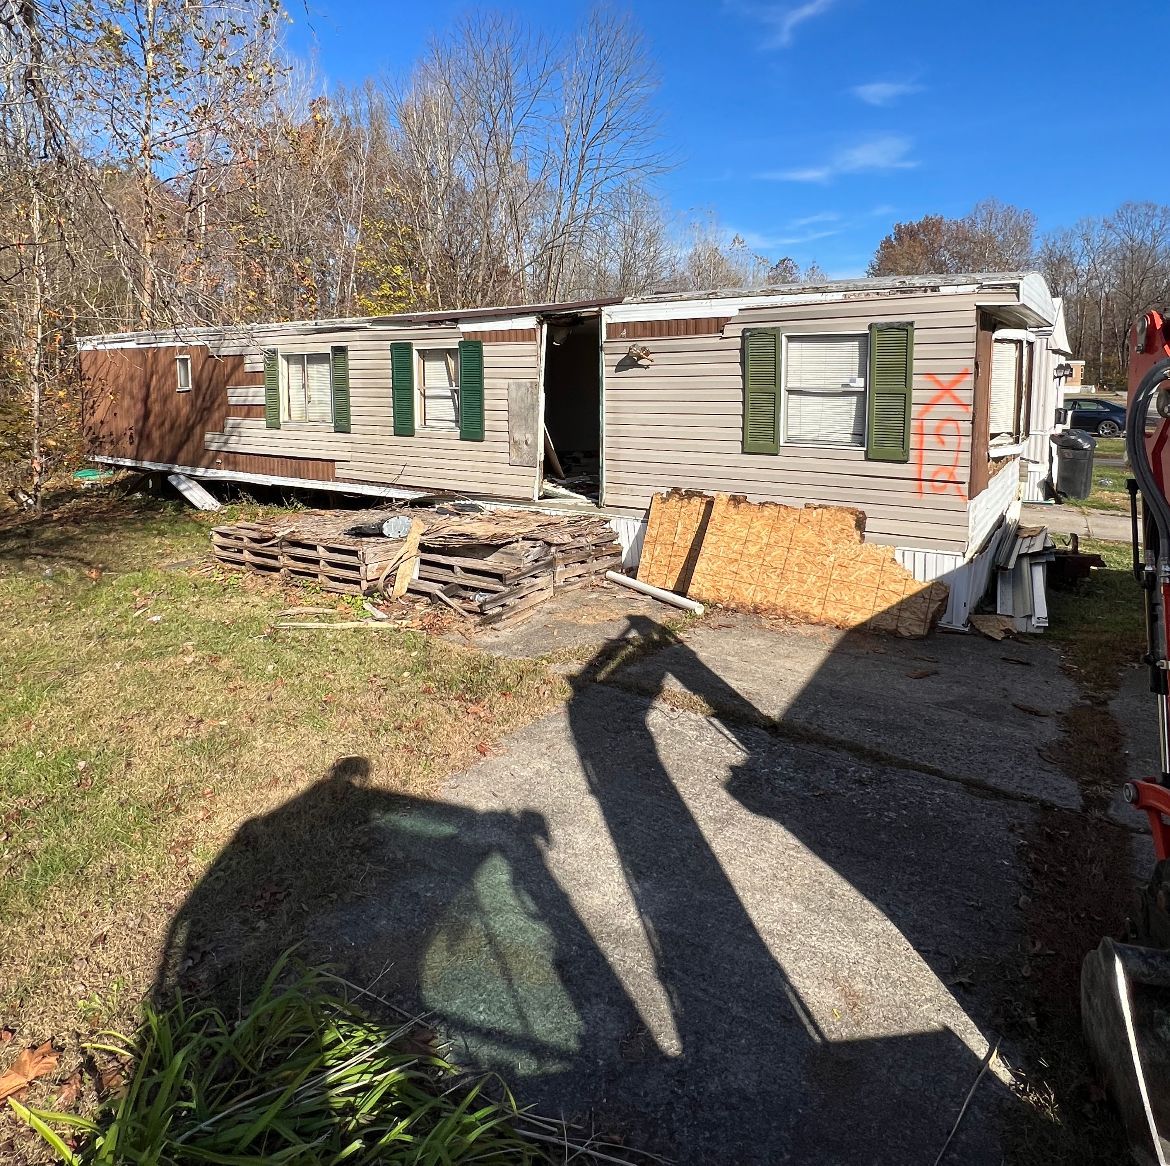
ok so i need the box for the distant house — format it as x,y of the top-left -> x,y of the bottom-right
79,272 -> 1068,629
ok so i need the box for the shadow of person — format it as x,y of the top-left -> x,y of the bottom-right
154,755 -> 649,1132
562,613 -> 1019,1163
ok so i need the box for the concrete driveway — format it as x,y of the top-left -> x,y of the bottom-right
317,607 -> 1115,1164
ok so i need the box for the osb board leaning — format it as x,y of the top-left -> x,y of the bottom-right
637,491 -> 949,638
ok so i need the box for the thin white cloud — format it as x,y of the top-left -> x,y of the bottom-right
789,211 -> 841,228
761,136 -> 918,183
772,0 -> 836,45
738,226 -> 842,249
724,0 -> 838,48
851,80 -> 924,106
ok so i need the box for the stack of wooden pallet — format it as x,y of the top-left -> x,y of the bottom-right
210,512 -> 421,597
407,511 -> 622,626
210,507 -> 622,626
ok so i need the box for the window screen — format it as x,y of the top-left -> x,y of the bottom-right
784,334 -> 867,447
419,348 -> 459,429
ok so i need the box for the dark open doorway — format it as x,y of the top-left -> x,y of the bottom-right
541,314 -> 601,504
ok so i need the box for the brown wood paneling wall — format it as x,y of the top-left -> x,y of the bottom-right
606,318 -> 732,341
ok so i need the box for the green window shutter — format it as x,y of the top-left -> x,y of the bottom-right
458,339 -> 485,442
263,348 -> 281,429
866,322 -> 914,463
390,342 -> 414,437
330,345 -> 351,433
742,329 -> 780,454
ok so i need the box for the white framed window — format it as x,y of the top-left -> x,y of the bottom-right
783,333 -> 868,448
417,347 -> 460,431
175,354 -> 192,393
282,352 -> 333,424
989,330 -> 1032,443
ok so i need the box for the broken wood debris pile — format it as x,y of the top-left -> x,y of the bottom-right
211,507 -> 622,626
636,489 -> 950,638
405,510 -> 622,626
211,512 -> 421,598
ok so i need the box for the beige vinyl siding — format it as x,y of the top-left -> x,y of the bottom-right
602,292 -> 983,552
203,326 -> 538,501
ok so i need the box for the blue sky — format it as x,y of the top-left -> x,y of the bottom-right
288,0 -> 1167,277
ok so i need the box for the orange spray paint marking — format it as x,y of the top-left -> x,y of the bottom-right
914,371 -> 972,499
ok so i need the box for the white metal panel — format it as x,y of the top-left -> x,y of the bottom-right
967,460 -> 1020,553
606,514 -> 648,569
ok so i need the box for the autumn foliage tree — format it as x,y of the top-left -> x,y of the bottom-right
868,200 -> 1036,276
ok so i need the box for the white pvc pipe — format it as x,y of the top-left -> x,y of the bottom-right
605,570 -> 705,615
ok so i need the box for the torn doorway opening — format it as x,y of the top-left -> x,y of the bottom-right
541,314 -> 601,504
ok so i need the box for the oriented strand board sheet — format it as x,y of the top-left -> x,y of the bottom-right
687,494 -> 949,638
637,490 -> 715,592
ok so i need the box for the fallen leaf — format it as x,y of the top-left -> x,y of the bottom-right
906,668 -> 938,680
55,1070 -> 83,1108
475,742 -> 491,756
0,1028 -> 13,1044
0,1041 -> 58,1101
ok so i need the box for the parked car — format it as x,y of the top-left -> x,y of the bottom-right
1065,396 -> 1127,437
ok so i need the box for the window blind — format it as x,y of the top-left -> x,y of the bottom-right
305,353 -> 333,423
784,335 -> 867,446
990,339 -> 1021,437
420,349 -> 459,429
284,355 -> 307,422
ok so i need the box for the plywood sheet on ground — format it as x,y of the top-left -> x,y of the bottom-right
686,494 -> 949,638
636,490 -> 715,593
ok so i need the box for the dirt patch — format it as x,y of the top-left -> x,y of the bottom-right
994,539 -> 1145,1160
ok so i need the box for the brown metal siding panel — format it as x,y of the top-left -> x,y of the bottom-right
209,452 -> 336,481
81,344 -> 237,469
606,318 -> 732,341
475,328 -> 539,344
226,404 -> 267,420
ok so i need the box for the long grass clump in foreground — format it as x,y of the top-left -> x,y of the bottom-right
10,956 -> 607,1165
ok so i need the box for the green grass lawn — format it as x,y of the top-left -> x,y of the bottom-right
1093,436 -> 1126,459
1045,538 -> 1143,692
0,489 -> 561,1080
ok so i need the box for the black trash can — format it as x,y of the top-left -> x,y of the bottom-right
1051,429 -> 1097,499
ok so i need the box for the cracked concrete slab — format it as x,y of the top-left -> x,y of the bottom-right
324,679 -> 1037,1164
614,614 -> 1080,809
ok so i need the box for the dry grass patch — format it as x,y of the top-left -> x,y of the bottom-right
0,491 -> 562,1153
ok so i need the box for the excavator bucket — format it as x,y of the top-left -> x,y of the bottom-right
1083,937 -> 1170,1166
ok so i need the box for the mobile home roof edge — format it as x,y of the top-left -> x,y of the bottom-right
76,272 -> 1056,350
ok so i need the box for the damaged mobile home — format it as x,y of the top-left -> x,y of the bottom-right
79,272 -> 1072,630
